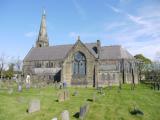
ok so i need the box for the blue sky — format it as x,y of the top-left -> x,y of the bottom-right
0,0 -> 160,61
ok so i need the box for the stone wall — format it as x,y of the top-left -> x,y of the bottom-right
62,40 -> 96,86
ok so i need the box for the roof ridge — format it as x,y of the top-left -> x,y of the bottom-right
102,45 -> 121,48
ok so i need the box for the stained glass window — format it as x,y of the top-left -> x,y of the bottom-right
73,52 -> 86,75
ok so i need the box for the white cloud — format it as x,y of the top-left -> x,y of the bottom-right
104,22 -> 127,31
25,32 -> 37,38
105,4 -> 160,60
72,0 -> 86,20
106,4 -> 121,13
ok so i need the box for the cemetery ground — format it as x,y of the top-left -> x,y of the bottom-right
0,84 -> 160,120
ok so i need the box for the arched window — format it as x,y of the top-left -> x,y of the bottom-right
92,47 -> 98,54
73,52 -> 86,76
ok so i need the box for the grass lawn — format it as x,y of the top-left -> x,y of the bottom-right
0,84 -> 160,120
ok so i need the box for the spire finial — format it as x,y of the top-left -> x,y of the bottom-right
36,9 -> 49,47
77,36 -> 80,41
43,8 -> 46,15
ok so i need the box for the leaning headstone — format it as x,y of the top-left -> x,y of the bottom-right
28,99 -> 40,113
61,110 -> 69,120
79,104 -> 89,120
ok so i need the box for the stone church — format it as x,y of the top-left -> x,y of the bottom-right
23,11 -> 138,87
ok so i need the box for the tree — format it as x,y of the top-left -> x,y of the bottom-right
4,63 -> 15,79
134,54 -> 152,64
155,51 -> 160,61
14,57 -> 22,73
0,53 -> 7,78
134,54 -> 152,81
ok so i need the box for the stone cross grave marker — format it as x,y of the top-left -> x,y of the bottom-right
28,99 -> 40,113
61,110 -> 69,120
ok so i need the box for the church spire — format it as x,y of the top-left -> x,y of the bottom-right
36,9 -> 49,47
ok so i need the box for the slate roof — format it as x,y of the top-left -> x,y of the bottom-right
100,45 -> 133,59
24,43 -> 133,61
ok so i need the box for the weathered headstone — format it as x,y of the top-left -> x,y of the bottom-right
92,93 -> 97,102
73,91 -> 78,96
51,117 -> 57,120
63,81 -> 67,88
64,90 -> 69,100
97,87 -> 105,95
16,96 -> 25,103
58,92 -> 65,102
28,99 -> 40,113
79,104 -> 89,120
18,85 -> 22,92
58,90 -> 69,102
8,88 -> 13,94
61,110 -> 69,120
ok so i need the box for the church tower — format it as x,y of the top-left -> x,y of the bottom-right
36,10 -> 49,47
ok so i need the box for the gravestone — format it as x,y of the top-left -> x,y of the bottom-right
61,110 -> 69,120
79,104 -> 89,120
18,85 -> 22,92
28,99 -> 40,113
64,90 -> 69,100
97,87 -> 105,95
0,80 -> 2,88
16,96 -> 25,103
63,81 -> 67,89
73,91 -> 78,96
58,92 -> 65,102
58,90 -> 69,102
51,117 -> 57,120
92,93 -> 97,102
8,88 -> 13,94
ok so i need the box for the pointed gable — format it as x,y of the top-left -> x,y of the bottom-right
64,39 -> 97,60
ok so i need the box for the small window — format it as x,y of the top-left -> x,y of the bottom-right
92,47 -> 98,54
35,61 -> 41,68
113,74 -> 115,80
39,44 -> 42,47
46,62 -> 54,68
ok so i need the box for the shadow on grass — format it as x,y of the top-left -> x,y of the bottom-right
129,109 -> 144,116
87,99 -> 93,102
26,109 -> 28,113
73,112 -> 79,118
